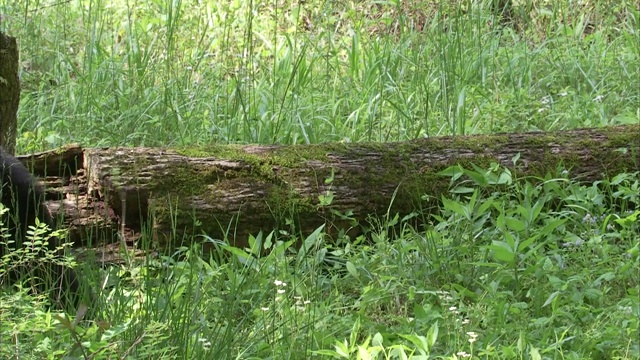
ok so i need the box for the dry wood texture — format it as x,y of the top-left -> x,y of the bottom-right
17,145 -> 118,250
71,125 -> 638,249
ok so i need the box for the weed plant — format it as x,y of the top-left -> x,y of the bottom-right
0,0 -> 638,359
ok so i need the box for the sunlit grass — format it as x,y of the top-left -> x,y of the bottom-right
0,0 -> 637,150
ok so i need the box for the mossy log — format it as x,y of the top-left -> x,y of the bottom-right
42,125 -> 635,250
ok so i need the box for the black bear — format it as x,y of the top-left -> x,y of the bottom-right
0,147 -> 81,310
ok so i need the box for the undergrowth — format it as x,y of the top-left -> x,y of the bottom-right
1,164 -> 638,359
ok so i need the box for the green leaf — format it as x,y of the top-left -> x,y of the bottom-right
413,303 -> 428,320
518,234 -> 539,253
372,333 -> 384,346
529,346 -> 542,360
542,291 -> 560,308
441,196 -> 468,219
349,317 -> 361,350
426,321 -> 439,348
437,164 -> 464,180
537,218 -> 566,237
335,340 -> 350,358
400,334 -> 430,354
615,210 -> 639,228
463,167 -> 489,186
489,241 -> 515,263
297,224 -> 326,261
476,197 -> 494,216
450,186 -> 476,194
505,216 -> 526,233
346,261 -> 358,278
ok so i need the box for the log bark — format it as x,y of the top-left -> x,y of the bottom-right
17,144 -> 119,251
66,125 -> 638,250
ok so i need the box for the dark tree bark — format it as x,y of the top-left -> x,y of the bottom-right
0,31 -> 20,154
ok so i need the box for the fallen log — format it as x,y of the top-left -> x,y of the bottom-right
29,125 -> 632,250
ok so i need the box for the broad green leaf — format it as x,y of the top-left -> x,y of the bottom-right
489,241 -> 515,263
346,261 -> 359,278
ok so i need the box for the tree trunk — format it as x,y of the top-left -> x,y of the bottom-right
0,31 -> 20,154
67,125 -> 638,250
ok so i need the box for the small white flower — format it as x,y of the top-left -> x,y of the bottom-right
466,332 -> 478,343
594,95 -> 604,102
618,306 -> 632,314
198,337 -> 211,349
559,92 -> 568,97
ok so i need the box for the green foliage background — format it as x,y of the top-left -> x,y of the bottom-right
0,0 -> 637,150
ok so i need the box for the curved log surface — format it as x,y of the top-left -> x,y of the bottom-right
76,125 -> 638,249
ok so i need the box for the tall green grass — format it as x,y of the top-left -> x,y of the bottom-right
0,0 -> 637,150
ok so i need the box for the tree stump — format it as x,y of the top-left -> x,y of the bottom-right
0,31 -> 20,154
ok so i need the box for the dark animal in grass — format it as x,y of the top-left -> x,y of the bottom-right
0,147 -> 82,311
